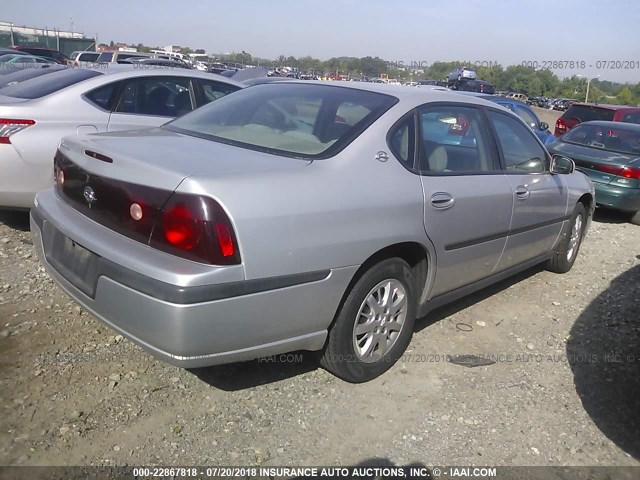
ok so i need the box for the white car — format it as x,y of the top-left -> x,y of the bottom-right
0,66 -> 243,209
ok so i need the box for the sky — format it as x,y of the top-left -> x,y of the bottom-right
4,0 -> 640,82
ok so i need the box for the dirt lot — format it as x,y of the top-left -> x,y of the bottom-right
1,109 -> 639,469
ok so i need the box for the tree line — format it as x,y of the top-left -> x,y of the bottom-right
120,43 -> 640,105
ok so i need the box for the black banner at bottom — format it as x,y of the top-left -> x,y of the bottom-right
0,466 -> 638,480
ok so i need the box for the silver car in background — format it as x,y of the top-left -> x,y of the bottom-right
0,66 -> 242,208
446,66 -> 477,84
31,82 -> 595,382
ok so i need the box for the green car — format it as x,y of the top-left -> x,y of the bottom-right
548,121 -> 640,225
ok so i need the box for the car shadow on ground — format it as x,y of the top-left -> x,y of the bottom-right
593,207 -> 630,224
189,351 -> 320,391
192,265 -> 545,391
567,264 -> 640,459
0,210 -> 30,232
414,264 -> 544,332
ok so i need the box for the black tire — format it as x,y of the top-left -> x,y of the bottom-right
546,203 -> 586,273
320,258 -> 417,383
630,210 -> 640,226
457,74 -> 461,82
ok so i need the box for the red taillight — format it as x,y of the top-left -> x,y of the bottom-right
163,205 -> 199,250
620,165 -> 640,179
595,164 -> 622,175
150,193 -> 240,265
0,119 -> 35,144
215,223 -> 235,257
594,164 -> 640,179
556,119 -> 566,131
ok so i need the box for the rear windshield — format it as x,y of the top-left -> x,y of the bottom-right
0,65 -> 65,88
166,83 -> 398,158
563,124 -> 640,156
564,105 -> 615,122
0,68 -> 102,99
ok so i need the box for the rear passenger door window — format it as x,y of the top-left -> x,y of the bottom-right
418,105 -> 496,173
114,77 -> 194,117
108,77 -> 195,132
487,110 -> 547,173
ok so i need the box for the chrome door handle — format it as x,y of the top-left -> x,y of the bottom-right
430,192 -> 454,209
515,185 -> 530,199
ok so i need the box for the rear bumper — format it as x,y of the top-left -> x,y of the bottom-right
593,182 -> 640,213
31,190 -> 358,368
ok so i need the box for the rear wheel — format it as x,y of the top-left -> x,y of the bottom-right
630,210 -> 640,226
320,258 -> 417,383
546,203 -> 586,273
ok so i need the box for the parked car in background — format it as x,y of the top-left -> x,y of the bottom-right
67,51 -> 100,67
554,103 -> 640,137
446,67 -> 476,85
0,65 -> 243,209
95,51 -> 155,64
122,57 -> 192,69
0,54 -> 56,66
553,99 -> 574,111
457,92 -> 556,145
507,93 -> 528,103
417,79 -> 447,87
455,80 -> 495,94
548,121 -> 640,224
0,65 -> 65,88
11,46 -> 69,64
31,82 -> 593,383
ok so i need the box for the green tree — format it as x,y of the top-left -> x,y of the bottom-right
617,86 -> 633,105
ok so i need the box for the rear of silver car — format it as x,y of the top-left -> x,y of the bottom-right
30,137 -> 357,367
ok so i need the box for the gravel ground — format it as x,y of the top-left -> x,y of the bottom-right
1,147 -> 639,469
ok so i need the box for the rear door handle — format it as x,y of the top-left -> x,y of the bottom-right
430,192 -> 455,209
515,185 -> 530,199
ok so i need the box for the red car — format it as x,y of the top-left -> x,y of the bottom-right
555,103 -> 640,137
11,46 -> 69,65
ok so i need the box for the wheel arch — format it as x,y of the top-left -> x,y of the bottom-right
329,241 -> 432,330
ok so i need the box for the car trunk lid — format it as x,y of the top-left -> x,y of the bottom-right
54,127 -> 310,249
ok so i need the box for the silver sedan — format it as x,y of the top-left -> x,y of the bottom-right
0,66 -> 242,208
31,82 -> 594,382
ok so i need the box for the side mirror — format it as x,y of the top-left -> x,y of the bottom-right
539,121 -> 549,131
550,155 -> 575,174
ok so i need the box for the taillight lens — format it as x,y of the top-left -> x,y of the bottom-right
594,164 -> 640,179
620,165 -> 640,179
0,119 -> 35,144
150,193 -> 240,265
55,151 -> 240,265
556,119 -> 566,132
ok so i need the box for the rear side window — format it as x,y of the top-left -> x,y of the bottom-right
0,68 -> 102,99
564,105 -> 615,122
388,114 -> 416,169
198,80 -> 241,106
84,82 -> 120,111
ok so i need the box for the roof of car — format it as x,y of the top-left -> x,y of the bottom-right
573,120 -> 640,132
270,80 -> 500,108
569,102 -> 640,110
